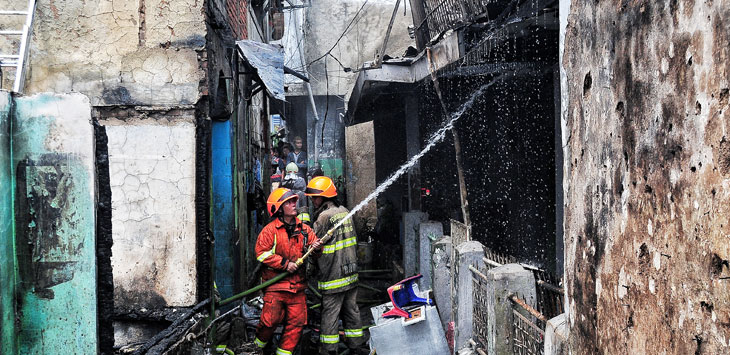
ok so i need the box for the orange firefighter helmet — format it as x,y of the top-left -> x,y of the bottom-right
267,187 -> 299,216
304,176 -> 337,198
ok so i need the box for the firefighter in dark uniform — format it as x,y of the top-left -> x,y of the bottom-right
305,176 -> 365,355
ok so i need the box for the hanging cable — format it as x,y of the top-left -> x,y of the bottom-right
301,0 -> 369,69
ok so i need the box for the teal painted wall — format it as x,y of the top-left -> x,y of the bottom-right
11,93 -> 97,353
0,92 -> 16,354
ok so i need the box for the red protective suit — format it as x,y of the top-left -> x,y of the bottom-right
254,217 -> 318,354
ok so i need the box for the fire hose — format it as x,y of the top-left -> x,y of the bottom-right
217,228 -> 335,307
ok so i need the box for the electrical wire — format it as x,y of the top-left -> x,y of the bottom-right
302,0 -> 370,69
327,52 -> 349,71
283,5 -> 306,67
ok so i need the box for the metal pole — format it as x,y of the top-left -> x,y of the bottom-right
537,280 -> 564,295
374,0 -> 402,67
407,0 -> 430,50
508,294 -> 547,323
483,257 -> 503,268
468,265 -> 488,282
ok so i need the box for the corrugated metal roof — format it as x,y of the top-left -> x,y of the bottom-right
236,40 -> 285,101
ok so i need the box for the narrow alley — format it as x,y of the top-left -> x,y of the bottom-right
0,1 -> 728,355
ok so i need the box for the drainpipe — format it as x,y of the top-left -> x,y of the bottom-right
288,0 -> 320,161
290,2 -> 318,162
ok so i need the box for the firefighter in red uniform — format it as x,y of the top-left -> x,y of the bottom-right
254,187 -> 322,355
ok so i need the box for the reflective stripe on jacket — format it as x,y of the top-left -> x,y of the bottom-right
312,201 -> 358,294
255,217 -> 319,293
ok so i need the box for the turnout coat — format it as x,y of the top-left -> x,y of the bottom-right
311,201 -> 359,294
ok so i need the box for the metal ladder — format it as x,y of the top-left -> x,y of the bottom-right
0,0 -> 36,93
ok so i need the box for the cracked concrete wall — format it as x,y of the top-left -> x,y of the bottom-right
0,0 -> 207,311
283,0 -> 415,97
102,114 -> 197,309
562,0 -> 730,353
0,0 -> 206,105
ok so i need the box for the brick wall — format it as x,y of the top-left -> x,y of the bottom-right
227,0 -> 249,40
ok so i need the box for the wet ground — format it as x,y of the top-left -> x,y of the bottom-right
124,258 -> 399,355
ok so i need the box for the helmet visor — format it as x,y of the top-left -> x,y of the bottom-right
278,189 -> 298,202
304,187 -> 324,195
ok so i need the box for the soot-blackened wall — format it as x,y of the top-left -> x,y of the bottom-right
562,1 -> 730,353
419,71 -> 557,270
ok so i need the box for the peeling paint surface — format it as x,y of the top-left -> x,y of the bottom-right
563,1 -> 730,353
0,92 -> 15,355
11,93 -> 97,353
106,120 -> 197,308
12,0 -> 205,105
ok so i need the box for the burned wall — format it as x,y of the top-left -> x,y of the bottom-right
285,0 -> 415,97
11,93 -> 97,353
100,111 -> 197,309
0,92 -> 14,355
14,0 -> 206,105
419,71 -> 557,269
562,1 -> 730,353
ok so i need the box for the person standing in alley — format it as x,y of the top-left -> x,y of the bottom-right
305,176 -> 364,355
281,162 -> 310,224
253,188 -> 322,355
288,136 -> 308,179
278,143 -> 292,174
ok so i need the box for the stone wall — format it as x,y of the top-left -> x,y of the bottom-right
562,1 -> 730,353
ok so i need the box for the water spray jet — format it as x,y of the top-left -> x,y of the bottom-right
219,76 -> 499,307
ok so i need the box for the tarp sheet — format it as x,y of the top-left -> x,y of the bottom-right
236,40 -> 285,101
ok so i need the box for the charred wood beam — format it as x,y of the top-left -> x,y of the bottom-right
132,298 -> 211,355
427,47 -> 472,236
509,294 -> 547,323
113,306 -> 193,322
94,120 -> 115,354
437,61 -> 549,79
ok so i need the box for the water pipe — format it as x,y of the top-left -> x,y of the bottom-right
218,228 -> 336,307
